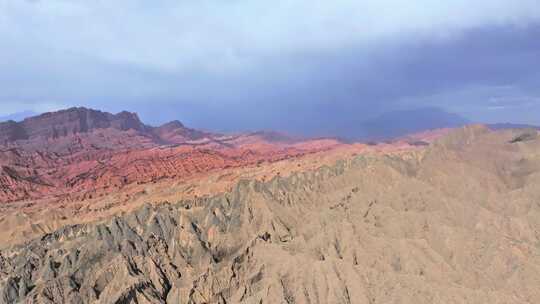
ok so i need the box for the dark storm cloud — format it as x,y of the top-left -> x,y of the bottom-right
1,1 -> 539,136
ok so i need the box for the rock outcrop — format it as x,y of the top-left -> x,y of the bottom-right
1,108 -> 144,143
0,107 -> 209,147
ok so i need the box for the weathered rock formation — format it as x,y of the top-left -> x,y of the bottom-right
0,107 -> 212,148
1,126 -> 540,303
0,109 -> 343,203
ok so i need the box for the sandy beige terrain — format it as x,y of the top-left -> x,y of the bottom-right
1,125 -> 540,303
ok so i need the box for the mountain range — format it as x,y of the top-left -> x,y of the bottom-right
1,108 -> 540,304
359,107 -> 470,140
0,107 -> 211,147
1,106 -> 475,142
0,107 -> 348,203
0,111 -> 37,123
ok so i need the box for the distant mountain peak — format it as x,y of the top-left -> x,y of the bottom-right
158,120 -> 185,130
360,107 -> 470,140
249,130 -> 298,143
0,107 -> 215,147
487,122 -> 540,130
18,107 -> 148,138
0,110 -> 38,123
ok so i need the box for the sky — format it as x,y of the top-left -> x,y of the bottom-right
1,0 -> 540,136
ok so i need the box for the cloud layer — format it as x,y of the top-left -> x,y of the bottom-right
1,0 -> 540,134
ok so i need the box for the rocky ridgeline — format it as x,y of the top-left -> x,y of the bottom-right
0,145 -> 313,203
0,107 -> 211,147
2,126 -> 540,303
0,108 -> 144,143
0,108 -> 342,203
0,163 -> 350,303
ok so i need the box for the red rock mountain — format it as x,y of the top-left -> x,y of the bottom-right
0,107 -> 214,148
0,108 -> 342,203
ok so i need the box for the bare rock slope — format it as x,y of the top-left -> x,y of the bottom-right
2,126 -> 540,303
0,108 -> 342,203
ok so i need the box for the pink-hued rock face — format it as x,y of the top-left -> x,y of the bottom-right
1,108 -> 144,142
0,107 -> 455,204
0,108 -> 350,203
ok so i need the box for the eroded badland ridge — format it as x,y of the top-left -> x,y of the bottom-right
0,107 -> 345,203
1,109 -> 540,303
